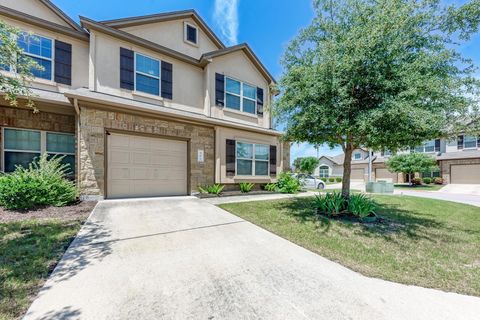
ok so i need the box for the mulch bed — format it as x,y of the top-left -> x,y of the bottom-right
0,201 -> 98,223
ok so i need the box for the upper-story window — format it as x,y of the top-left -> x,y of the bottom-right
184,23 -> 198,45
353,152 -> 362,160
17,32 -> 53,80
381,150 -> 392,157
414,139 -> 437,153
225,77 -> 256,114
458,135 -> 478,149
135,53 -> 160,96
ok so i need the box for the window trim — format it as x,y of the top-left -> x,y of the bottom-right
224,76 -> 257,115
184,22 -> 198,46
134,52 -> 161,96
17,32 -> 55,81
1,127 -> 75,173
235,141 -> 270,177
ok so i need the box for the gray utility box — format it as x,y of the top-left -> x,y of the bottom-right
366,181 -> 394,194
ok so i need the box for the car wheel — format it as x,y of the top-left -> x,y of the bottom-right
317,183 -> 325,190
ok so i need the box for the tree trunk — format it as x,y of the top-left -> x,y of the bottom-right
341,144 -> 354,199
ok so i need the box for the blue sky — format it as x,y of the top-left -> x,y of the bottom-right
53,0 -> 480,163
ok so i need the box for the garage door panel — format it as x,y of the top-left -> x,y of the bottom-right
132,152 -> 151,164
351,169 -> 364,180
451,164 -> 480,184
110,134 -> 130,147
109,150 -> 130,164
376,168 -> 398,183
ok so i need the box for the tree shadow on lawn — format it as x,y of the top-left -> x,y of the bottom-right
276,198 -> 450,242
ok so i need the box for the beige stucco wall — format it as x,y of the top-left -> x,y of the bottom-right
1,0 -> 72,28
0,16 -> 89,91
119,18 -> 220,60
207,51 -> 271,129
90,31 -> 205,115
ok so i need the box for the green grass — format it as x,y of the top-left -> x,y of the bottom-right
0,219 -> 83,320
395,184 -> 445,191
220,196 -> 480,296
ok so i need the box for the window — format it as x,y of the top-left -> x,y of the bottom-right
17,32 -> 53,80
2,128 -> 75,175
135,53 -> 160,96
319,165 -> 329,178
381,150 -> 392,157
353,152 -> 362,160
185,23 -> 197,44
421,169 -> 440,178
236,142 -> 269,176
464,135 -> 477,149
225,77 -> 257,114
414,139 -> 436,153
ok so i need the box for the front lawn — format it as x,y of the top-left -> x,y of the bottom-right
220,196 -> 480,296
395,184 -> 445,191
0,202 -> 96,320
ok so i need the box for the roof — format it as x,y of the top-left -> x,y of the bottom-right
201,43 -> 277,84
437,150 -> 480,161
38,0 -> 84,32
100,9 -> 225,49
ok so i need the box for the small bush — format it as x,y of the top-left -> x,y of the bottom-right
434,177 -> 444,185
328,177 -> 335,183
239,182 -> 255,193
198,184 -> 224,195
276,172 -> 302,194
411,178 -> 422,186
314,192 -> 345,216
263,183 -> 277,192
422,177 -> 432,184
335,177 -> 342,182
0,154 -> 78,210
347,194 -> 376,218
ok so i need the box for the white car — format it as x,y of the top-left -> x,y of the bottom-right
295,174 -> 326,190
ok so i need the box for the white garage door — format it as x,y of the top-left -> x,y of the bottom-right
351,168 -> 365,180
375,168 -> 398,183
451,164 -> 480,184
107,133 -> 188,198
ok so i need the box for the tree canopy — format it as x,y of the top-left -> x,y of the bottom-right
297,156 -> 320,174
386,153 -> 438,176
275,0 -> 480,196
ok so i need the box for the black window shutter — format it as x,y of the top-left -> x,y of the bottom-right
457,135 -> 464,150
120,48 -> 134,90
54,40 -> 72,85
226,139 -> 236,177
435,139 -> 440,152
257,87 -> 264,116
477,136 -> 480,148
270,145 -> 277,177
161,61 -> 173,99
215,73 -> 225,107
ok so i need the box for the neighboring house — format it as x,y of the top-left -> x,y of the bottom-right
315,148 -> 372,181
316,136 -> 480,184
0,0 -> 290,199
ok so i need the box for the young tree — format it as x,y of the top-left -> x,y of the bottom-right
386,153 -> 438,184
0,20 -> 39,111
292,157 -> 304,172
275,0 -> 480,198
298,156 -> 320,175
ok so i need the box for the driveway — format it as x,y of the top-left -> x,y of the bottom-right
25,197 -> 480,320
438,184 -> 480,196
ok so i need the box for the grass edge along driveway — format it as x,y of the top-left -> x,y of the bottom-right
219,195 -> 480,297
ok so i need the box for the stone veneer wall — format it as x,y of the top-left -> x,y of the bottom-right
79,106 -> 215,199
439,158 -> 480,183
282,141 -> 291,172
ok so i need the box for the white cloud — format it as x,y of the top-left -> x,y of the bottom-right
290,143 -> 342,165
213,0 -> 239,46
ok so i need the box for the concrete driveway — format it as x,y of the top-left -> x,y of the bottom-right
25,197 -> 480,320
439,184 -> 480,196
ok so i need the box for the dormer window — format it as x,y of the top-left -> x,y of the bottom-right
184,23 -> 198,45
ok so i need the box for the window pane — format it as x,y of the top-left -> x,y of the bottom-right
424,140 -> 435,152
136,54 -> 159,77
226,78 -> 240,94
186,25 -> 197,43
243,84 -> 256,99
237,142 -> 253,159
4,151 -> 40,172
48,154 -> 75,176
255,144 -> 269,160
354,153 -> 361,160
18,33 -> 52,58
237,159 -> 253,175
30,57 -> 52,80
255,160 -> 268,175
243,98 -> 256,114
464,135 -> 477,148
136,73 -> 159,95
226,93 -> 241,110
4,129 -> 41,151
47,133 -> 75,153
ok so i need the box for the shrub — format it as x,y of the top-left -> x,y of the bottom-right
239,182 -> 255,193
328,177 -> 335,183
0,154 -> 78,210
434,177 -> 444,185
314,192 -> 345,216
263,183 -> 277,192
347,194 -> 376,218
411,178 -> 422,186
198,184 -> 224,195
276,172 -> 302,193
422,177 -> 432,184
335,177 -> 342,182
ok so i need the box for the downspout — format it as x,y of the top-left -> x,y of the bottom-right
73,98 -> 81,193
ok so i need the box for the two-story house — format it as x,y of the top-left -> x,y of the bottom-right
0,0 -> 290,200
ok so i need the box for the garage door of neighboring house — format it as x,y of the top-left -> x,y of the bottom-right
375,168 -> 398,183
450,164 -> 480,184
351,168 -> 365,180
107,132 -> 188,199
